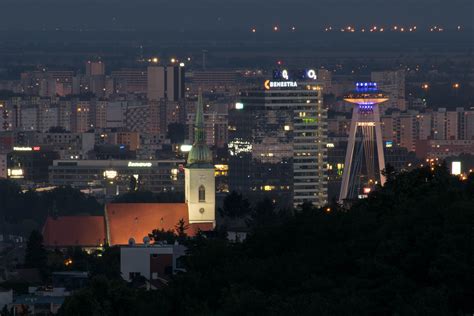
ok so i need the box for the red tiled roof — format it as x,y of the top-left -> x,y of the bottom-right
106,203 -> 208,245
42,216 -> 106,247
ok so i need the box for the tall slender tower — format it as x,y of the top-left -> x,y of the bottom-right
339,82 -> 389,202
185,94 -> 215,225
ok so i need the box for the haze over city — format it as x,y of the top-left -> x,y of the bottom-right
0,0 -> 472,31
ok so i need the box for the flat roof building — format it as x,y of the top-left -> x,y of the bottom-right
49,159 -> 184,194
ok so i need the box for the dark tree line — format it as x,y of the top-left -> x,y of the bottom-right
112,190 -> 185,203
0,180 -> 102,236
59,165 -> 474,315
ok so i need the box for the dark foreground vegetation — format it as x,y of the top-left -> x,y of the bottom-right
55,165 -> 474,315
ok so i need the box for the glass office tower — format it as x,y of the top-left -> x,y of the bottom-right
229,70 -> 328,208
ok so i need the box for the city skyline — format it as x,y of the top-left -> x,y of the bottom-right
0,1 -> 472,314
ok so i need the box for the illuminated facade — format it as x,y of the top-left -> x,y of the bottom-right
339,82 -> 388,201
49,159 -> 184,194
230,70 -> 328,208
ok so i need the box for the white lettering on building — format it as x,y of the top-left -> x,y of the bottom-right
128,162 -> 153,168
269,81 -> 298,88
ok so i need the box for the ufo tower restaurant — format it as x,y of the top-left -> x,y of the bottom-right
339,82 -> 389,202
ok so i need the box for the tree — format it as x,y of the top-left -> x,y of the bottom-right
89,246 -> 121,279
174,218 -> 189,243
246,197 -> 278,229
58,167 -> 474,315
218,191 -> 251,218
148,229 -> 176,244
112,191 -> 184,203
43,186 -> 102,216
381,163 -> 398,183
24,230 -> 47,273
158,166 -> 474,314
58,276 -> 136,316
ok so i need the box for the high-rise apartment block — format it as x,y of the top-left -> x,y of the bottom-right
147,64 -> 185,102
371,70 -> 406,112
85,61 -> 105,76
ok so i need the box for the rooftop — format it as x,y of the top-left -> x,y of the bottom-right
42,216 -> 106,247
105,203 -> 212,245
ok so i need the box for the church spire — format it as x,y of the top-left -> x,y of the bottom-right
194,93 -> 206,145
187,93 -> 212,167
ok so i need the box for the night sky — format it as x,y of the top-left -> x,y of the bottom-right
0,0 -> 472,31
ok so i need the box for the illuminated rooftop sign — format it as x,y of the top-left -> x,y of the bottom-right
12,146 -> 41,151
273,69 -> 318,81
128,161 -> 152,168
264,80 -> 298,90
13,146 -> 32,151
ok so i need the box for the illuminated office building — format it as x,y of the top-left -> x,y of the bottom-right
230,69 -> 328,208
49,159 -> 184,194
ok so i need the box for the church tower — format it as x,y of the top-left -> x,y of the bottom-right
185,94 -> 215,225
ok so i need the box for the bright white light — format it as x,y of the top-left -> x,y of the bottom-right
103,170 -> 118,179
179,62 -> 185,67
235,102 -> 244,110
228,139 -> 252,156
13,146 -> 32,151
128,161 -> 152,168
451,161 -> 461,175
8,169 -> 23,177
180,144 -> 192,152
282,69 -> 289,80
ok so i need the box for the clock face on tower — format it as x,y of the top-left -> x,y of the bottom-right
199,208 -> 205,214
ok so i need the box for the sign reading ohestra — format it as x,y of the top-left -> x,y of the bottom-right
264,80 -> 298,90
